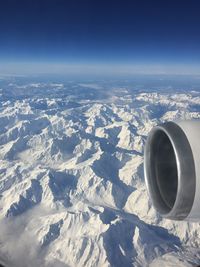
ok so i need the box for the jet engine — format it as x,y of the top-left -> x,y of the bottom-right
144,121 -> 200,221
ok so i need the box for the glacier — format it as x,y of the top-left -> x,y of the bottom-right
0,76 -> 200,266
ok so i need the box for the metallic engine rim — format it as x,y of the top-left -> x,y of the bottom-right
144,121 -> 196,220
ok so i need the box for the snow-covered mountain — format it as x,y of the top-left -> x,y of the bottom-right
1,76 -> 200,267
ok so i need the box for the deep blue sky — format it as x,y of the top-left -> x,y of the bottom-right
0,0 -> 200,73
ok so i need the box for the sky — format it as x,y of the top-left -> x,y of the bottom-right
0,0 -> 200,74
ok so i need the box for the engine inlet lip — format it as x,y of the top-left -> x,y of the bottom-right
144,121 -> 196,220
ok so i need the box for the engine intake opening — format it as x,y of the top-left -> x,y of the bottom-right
145,129 -> 178,215
154,130 -> 178,211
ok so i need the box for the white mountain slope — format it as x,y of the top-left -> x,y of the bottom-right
0,79 -> 200,267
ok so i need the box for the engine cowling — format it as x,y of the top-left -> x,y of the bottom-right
144,120 -> 200,221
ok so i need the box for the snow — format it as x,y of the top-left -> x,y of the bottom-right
0,77 -> 200,266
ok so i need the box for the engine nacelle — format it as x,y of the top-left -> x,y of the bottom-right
144,120 -> 200,221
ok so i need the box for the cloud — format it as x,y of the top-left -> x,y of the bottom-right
0,207 -> 67,267
0,216 -> 44,267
